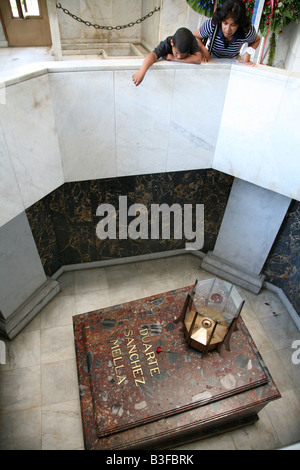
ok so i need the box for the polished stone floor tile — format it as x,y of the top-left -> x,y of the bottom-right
41,400 -> 84,450
260,310 -> 300,350
264,389 -> 300,447
1,329 -> 40,370
0,366 -> 41,413
41,359 -> 78,406
74,267 -> 109,294
75,288 -> 113,314
0,408 -> 41,450
261,349 -> 295,393
230,408 -> 281,450
41,325 -> 75,364
40,293 -> 77,329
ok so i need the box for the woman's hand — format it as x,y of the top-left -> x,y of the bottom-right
201,48 -> 211,63
240,52 -> 256,66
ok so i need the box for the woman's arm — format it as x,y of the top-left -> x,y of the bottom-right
242,34 -> 260,65
193,30 -> 211,63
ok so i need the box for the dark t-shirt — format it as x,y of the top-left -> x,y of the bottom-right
153,35 -> 200,60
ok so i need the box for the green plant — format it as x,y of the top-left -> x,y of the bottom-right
267,30 -> 276,64
259,0 -> 300,36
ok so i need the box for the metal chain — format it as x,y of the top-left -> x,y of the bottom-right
56,3 -> 160,31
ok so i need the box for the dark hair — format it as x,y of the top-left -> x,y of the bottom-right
172,28 -> 195,53
212,0 -> 251,33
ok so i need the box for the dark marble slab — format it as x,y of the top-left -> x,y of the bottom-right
73,286 -> 280,450
26,169 -> 233,276
264,199 -> 300,314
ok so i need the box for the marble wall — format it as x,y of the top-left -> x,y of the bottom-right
213,64 -> 300,201
0,69 -> 64,227
56,0 -> 154,44
25,169 -> 234,276
48,64 -> 229,183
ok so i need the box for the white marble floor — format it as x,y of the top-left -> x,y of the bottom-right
0,45 -> 112,72
0,45 -> 145,72
0,254 -> 300,450
0,46 -> 54,72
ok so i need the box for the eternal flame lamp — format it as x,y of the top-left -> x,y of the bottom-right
174,278 -> 245,358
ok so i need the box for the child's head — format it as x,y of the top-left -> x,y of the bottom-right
171,28 -> 195,59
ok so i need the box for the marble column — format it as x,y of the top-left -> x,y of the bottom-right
46,0 -> 62,60
202,178 -> 292,293
0,212 -> 59,339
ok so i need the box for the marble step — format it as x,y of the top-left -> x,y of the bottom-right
61,49 -> 104,56
61,42 -> 145,57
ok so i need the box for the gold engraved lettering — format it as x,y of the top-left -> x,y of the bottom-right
124,329 -> 133,337
133,367 -> 143,378
150,366 -> 160,377
110,326 -> 162,388
135,377 -> 146,386
146,351 -> 159,367
110,339 -> 126,386
125,329 -> 145,387
117,375 -> 126,385
143,343 -> 152,353
126,338 -> 135,347
139,327 -> 161,376
129,353 -> 139,362
113,356 -> 122,365
128,343 -> 137,355
112,348 -> 122,357
140,328 -> 148,336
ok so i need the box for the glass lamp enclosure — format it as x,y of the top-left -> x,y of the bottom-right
175,278 -> 245,357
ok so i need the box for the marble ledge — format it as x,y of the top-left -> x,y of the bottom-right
0,58 -> 232,87
0,62 -> 49,87
0,57 -> 299,89
231,61 -> 300,81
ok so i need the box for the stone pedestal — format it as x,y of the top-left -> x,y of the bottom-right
202,178 -> 291,293
73,285 -> 280,450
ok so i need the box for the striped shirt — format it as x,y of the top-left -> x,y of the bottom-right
199,18 -> 257,58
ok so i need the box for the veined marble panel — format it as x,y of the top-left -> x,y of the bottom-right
213,65 -> 300,201
115,69 -> 174,177
268,75 -> 300,200
212,178 -> 292,275
49,71 -> 116,182
167,67 -> 230,172
159,0 -> 187,40
57,0 -> 142,43
0,123 -> 24,227
0,74 -> 64,209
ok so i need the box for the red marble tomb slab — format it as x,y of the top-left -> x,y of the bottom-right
73,285 -> 280,450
